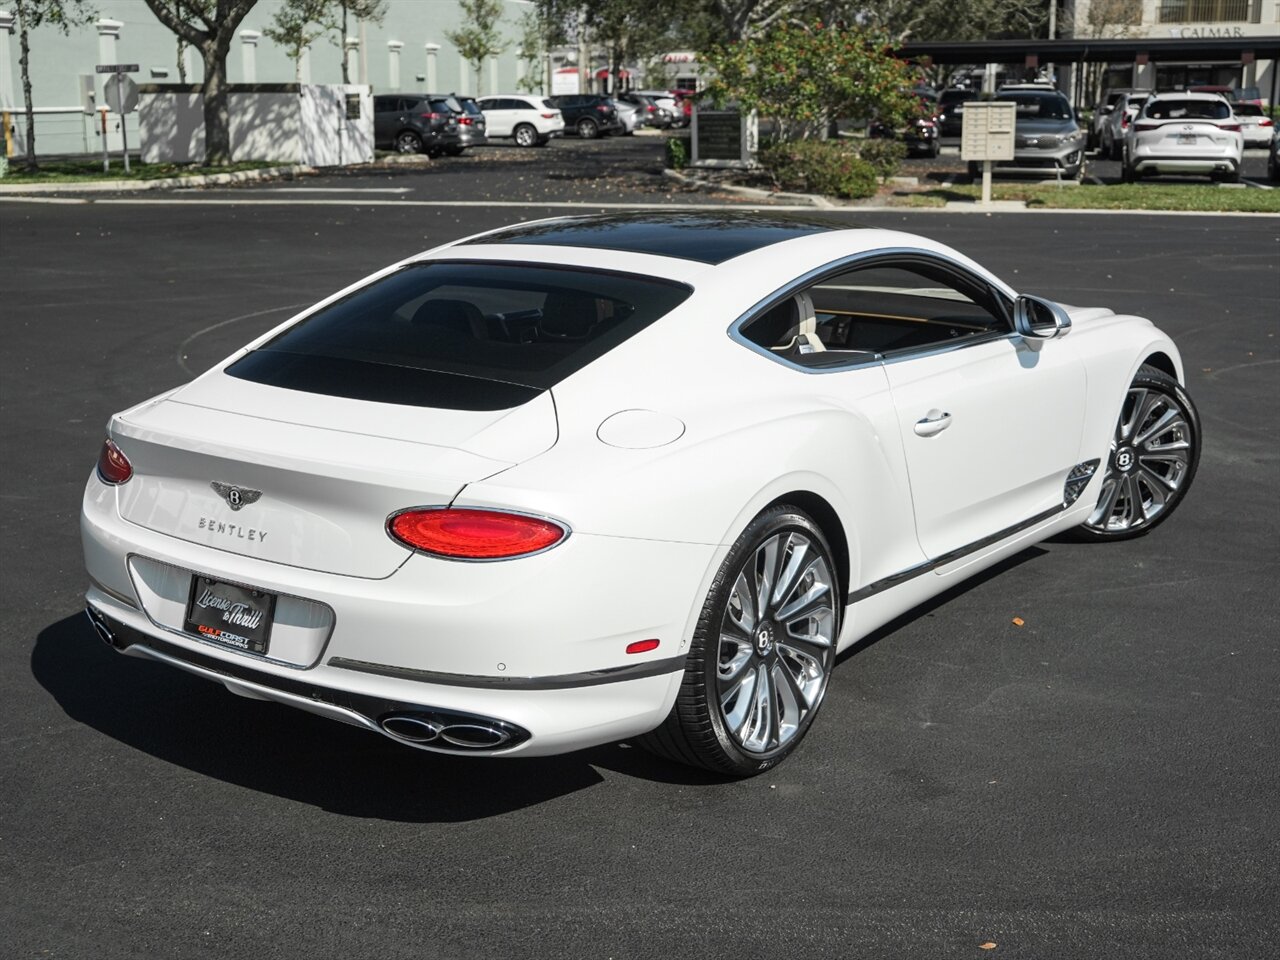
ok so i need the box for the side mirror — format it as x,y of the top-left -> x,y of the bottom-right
1014,294 -> 1072,340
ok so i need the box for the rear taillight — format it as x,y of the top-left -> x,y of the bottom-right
1261,118 -> 1275,127
459,116 -> 474,125
596,105 -> 609,112
1121,115 -> 1130,128
97,439 -> 132,485
646,105 -> 655,112
1134,122 -> 1159,132
540,112 -> 556,118
1220,123 -> 1241,132
388,508 -> 568,560
419,112 -> 440,120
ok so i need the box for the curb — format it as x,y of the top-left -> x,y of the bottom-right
0,164 -> 314,194
663,168 -> 832,207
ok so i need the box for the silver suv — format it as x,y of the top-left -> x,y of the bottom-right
968,89 -> 1087,181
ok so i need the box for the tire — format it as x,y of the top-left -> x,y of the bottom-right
513,123 -> 538,148
638,505 -> 841,777
1221,166 -> 1240,184
576,117 -> 599,139
929,140 -> 940,159
1121,156 -> 1136,183
395,130 -> 423,154
1070,365 -> 1201,542
1109,137 -> 1122,162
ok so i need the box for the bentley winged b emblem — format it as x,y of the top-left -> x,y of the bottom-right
211,481 -> 262,512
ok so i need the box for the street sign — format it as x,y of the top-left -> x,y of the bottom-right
105,74 -> 139,115
96,63 -> 139,74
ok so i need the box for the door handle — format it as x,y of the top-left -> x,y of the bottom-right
914,410 -> 952,437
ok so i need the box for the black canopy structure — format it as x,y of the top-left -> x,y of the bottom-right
896,35 -> 1280,107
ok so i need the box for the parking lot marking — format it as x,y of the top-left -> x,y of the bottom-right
1241,179 -> 1274,190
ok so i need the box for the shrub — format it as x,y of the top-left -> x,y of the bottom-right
665,134 -> 690,170
759,140 -> 880,199
857,137 -> 907,180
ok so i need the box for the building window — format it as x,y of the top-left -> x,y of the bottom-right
1157,0 -> 1250,22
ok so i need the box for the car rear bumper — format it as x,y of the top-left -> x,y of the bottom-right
1131,154 -> 1239,175
81,474 -> 708,756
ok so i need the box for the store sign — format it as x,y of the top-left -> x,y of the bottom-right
692,107 -> 758,168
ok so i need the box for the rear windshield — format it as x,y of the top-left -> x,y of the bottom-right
1234,103 -> 1264,117
460,98 -> 483,116
226,263 -> 691,411
541,99 -> 557,110
996,93 -> 1073,120
1146,99 -> 1230,120
430,96 -> 462,114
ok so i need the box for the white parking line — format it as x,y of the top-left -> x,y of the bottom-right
235,187 -> 414,194
1240,178 -> 1274,190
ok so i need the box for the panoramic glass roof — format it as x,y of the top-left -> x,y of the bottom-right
463,213 -> 854,265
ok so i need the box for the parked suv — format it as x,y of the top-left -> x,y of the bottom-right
476,95 -> 565,147
1100,91 -> 1151,160
550,95 -> 625,138
1122,92 -> 1242,182
373,93 -> 461,156
448,95 -> 489,153
967,88 -> 1086,181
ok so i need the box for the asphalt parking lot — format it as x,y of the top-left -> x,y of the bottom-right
2,151 -> 1278,959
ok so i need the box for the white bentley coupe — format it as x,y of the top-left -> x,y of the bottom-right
82,214 -> 1200,776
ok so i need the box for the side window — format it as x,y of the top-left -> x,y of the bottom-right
739,259 -> 1011,367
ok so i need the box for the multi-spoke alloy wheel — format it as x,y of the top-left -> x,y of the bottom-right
1077,364 -> 1200,541
639,505 -> 840,776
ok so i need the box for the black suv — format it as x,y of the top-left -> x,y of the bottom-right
373,94 -> 462,156
549,95 -> 624,139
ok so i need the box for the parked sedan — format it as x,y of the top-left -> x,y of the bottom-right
1232,102 -> 1275,148
610,97 -> 644,134
1122,92 -> 1243,182
81,213 -> 1199,776
967,89 -> 1087,180
619,92 -> 675,129
476,95 -> 564,147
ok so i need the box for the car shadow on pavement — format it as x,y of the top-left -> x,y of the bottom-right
31,614 -> 727,823
836,546 -> 1050,666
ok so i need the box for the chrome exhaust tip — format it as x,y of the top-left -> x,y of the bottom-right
84,606 -> 119,648
378,711 -> 521,751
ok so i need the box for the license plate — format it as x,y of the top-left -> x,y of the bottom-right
184,575 -> 276,654
1177,134 -> 1196,145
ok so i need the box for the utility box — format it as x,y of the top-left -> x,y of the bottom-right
960,101 -> 1016,162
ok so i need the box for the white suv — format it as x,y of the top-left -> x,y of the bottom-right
476,95 -> 565,147
1123,92 -> 1243,183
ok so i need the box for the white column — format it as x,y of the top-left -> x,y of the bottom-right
358,18 -> 368,85
239,30 -> 260,84
0,11 -> 16,113
424,43 -> 439,91
298,45 -> 311,84
488,56 -> 498,96
95,19 -> 123,101
345,37 -> 359,85
387,40 -> 403,91
182,43 -> 199,84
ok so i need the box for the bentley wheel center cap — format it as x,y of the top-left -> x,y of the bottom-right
1115,447 -> 1137,473
754,623 -> 776,657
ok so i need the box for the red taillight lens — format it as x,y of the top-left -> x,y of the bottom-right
540,111 -> 556,118
1260,118 -> 1274,126
459,116 -> 474,125
1134,122 -> 1159,132
1220,123 -> 1241,132
389,508 -> 567,560
97,439 -> 132,485
626,639 -> 660,655
596,105 -> 609,112
420,112 -> 440,120
1121,115 -> 1130,128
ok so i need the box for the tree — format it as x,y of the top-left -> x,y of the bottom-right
13,0 -> 96,172
141,1 -> 259,166
323,0 -> 387,84
703,20 -> 917,141
582,0 -> 679,94
263,0 -> 330,82
446,0 -> 508,96
515,9 -> 547,94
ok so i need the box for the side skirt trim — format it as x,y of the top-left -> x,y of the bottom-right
846,502 -> 1072,606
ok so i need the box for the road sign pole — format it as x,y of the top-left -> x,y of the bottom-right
100,108 -> 109,173
117,70 -> 131,174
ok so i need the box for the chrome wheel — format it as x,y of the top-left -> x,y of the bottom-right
1085,378 -> 1196,535
514,123 -> 537,148
716,530 -> 836,756
395,131 -> 422,154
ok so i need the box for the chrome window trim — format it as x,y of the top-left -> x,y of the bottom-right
727,247 -> 1018,375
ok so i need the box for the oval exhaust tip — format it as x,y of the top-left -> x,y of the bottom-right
439,723 -> 513,749
380,715 -> 443,743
